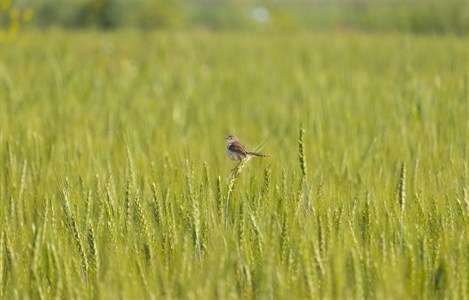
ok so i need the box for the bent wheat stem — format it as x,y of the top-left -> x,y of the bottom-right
225,156 -> 251,229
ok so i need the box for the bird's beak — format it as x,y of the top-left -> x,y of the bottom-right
224,136 -> 228,139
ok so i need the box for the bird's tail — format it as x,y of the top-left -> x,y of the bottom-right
248,152 -> 271,157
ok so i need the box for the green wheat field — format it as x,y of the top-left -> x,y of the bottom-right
1,30 -> 468,299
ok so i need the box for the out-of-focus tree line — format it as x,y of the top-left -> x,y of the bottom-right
7,0 -> 469,34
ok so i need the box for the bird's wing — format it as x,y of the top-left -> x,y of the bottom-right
229,142 -> 249,155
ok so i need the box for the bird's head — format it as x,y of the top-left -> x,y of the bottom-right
225,134 -> 238,143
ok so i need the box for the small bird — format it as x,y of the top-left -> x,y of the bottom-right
225,135 -> 270,168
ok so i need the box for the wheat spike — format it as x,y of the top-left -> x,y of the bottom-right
398,162 -> 406,212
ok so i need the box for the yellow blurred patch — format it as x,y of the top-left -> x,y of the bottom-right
1,0 -> 11,11
23,9 -> 33,22
0,29 -> 5,42
9,19 -> 19,33
9,7 -> 19,20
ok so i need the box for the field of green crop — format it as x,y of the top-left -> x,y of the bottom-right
0,30 -> 468,299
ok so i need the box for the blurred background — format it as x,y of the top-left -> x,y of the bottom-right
2,0 -> 468,35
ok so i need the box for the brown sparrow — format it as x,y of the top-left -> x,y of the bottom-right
225,135 -> 270,167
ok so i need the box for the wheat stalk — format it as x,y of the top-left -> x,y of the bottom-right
150,182 -> 163,228
134,192 -> 152,264
184,161 -> 202,264
249,212 -> 263,267
398,162 -> 406,247
124,177 -> 133,233
300,241 -> 316,299
225,156 -> 251,229
398,162 -> 406,212
262,165 -> 271,197
18,160 -> 27,225
280,215 -> 290,265
104,184 -> 115,219
62,178 -> 89,280
216,176 -> 223,227
87,222 -> 99,281
298,124 -> 311,211
299,125 -> 307,177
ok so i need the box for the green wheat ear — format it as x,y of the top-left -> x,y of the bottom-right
298,124 -> 310,211
225,156 -> 251,229
299,124 -> 307,177
398,162 -> 406,212
87,222 -> 99,283
216,176 -> 223,227
398,162 -> 406,247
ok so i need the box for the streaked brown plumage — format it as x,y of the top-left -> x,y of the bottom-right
225,135 -> 270,163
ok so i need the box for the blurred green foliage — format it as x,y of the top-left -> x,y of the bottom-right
17,0 -> 469,34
